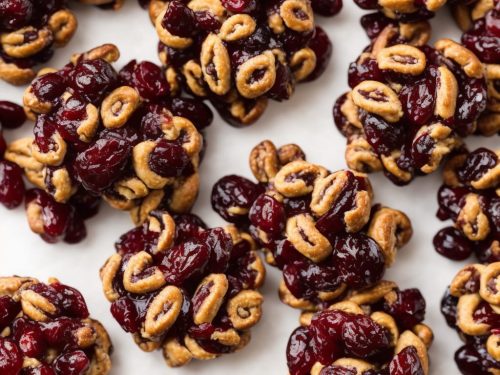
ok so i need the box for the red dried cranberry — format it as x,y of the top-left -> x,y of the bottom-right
126,61 -> 170,100
433,227 -> 472,261
348,58 -> 383,89
360,12 -> 394,39
332,233 -> 385,288
18,325 -> 45,358
249,194 -> 286,235
0,0 -> 33,30
25,189 -> 72,241
0,160 -> 25,209
74,137 -> 131,193
173,213 -> 207,243
211,175 -> 263,225
69,59 -> 118,105
162,1 -> 197,38
389,346 -> 424,375
0,337 -> 23,375
0,101 -> 26,129
462,18 -> 500,64
50,283 -> 89,319
168,97 -> 213,130
22,364 -> 56,375
440,289 -> 458,327
320,366 -> 356,375
458,148 -> 498,185
311,0 -> 342,16
110,297 -> 140,333
0,296 -> 21,329
361,112 -> 404,156
436,185 -> 468,221
221,0 -> 257,13
287,326 -> 315,375
399,75 -> 436,129
309,310 -> 348,364
341,314 -> 391,358
455,343 -> 499,375
199,227 -> 232,273
148,139 -> 192,178
159,241 -> 210,285
30,73 -> 66,104
52,350 -> 90,375
304,26 -> 332,81
383,288 -> 426,330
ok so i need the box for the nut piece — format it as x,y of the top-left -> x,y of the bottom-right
274,160 -> 323,197
249,140 -> 280,183
201,34 -> 231,96
123,251 -> 166,294
236,51 -> 276,99
434,39 -> 483,79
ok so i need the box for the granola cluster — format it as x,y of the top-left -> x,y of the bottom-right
0,1 -> 78,85
4,44 -> 211,243
99,211 -> 265,367
211,140 -> 413,310
288,281 -> 433,375
334,19 -> 489,184
434,147 -> 499,262
147,0 -> 333,126
0,276 -> 112,375
452,0 -> 500,136
441,263 -> 500,375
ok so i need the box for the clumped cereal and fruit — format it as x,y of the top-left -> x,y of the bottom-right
353,0 -> 446,21
451,0 -> 500,136
211,140 -> 413,310
0,276 -> 112,375
334,19 -> 488,185
441,262 -> 500,374
0,0 -> 78,85
4,43 -> 212,243
287,281 -> 433,375
99,210 -> 265,367
434,147 -> 499,262
143,0 -> 334,126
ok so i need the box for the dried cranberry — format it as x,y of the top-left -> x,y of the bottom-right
128,61 -> 170,100
52,350 -> 90,375
30,73 -> 66,104
311,0 -> 342,16
111,297 -> 140,333
168,97 -> 213,130
287,326 -> 315,375
162,1 -> 197,38
249,194 -> 286,235
455,343 -> 499,375
304,26 -> 332,81
0,337 -> 23,375
173,213 -> 207,243
200,227 -> 232,273
436,185 -> 468,221
341,314 -> 391,358
332,233 -> 385,288
458,148 -> 498,185
69,59 -> 118,105
433,227 -> 472,261
74,137 -> 131,193
18,325 -> 45,358
159,241 -> 210,285
0,160 -> 25,209
148,139 -> 192,178
0,296 -> 20,330
221,0 -> 257,13
211,175 -> 263,226
440,289 -> 458,327
382,288 -> 425,330
389,346 -> 424,375
348,58 -> 383,89
0,101 -> 26,129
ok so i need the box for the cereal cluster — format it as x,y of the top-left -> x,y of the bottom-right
147,0 -> 333,126
452,0 -> 500,136
434,147 -> 499,262
0,1 -> 78,85
0,276 -> 112,375
334,19 -> 489,184
287,281 -> 433,375
211,140 -> 413,310
4,44 -> 212,243
441,263 -> 500,374
99,211 -> 265,367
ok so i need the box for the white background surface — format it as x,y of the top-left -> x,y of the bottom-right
1,1 -> 498,373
